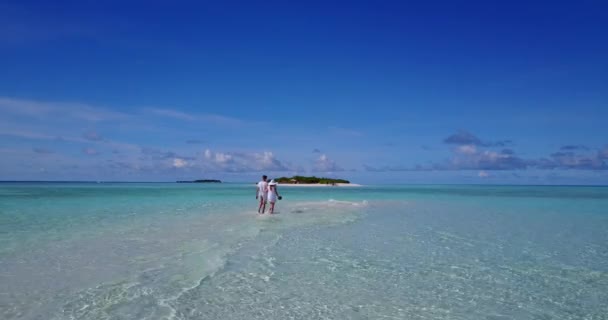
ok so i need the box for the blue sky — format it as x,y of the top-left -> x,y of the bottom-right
1,1 -> 607,184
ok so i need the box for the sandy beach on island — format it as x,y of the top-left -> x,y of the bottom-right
277,183 -> 362,187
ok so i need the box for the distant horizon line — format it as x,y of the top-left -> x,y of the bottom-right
1,180 -> 607,187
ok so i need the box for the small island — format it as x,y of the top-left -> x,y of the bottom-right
176,179 -> 222,183
274,176 -> 352,185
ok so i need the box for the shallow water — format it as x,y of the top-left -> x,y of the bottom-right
1,183 -> 607,319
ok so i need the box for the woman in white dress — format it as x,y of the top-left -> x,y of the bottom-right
267,179 -> 281,214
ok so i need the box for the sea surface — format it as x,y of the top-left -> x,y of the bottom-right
1,183 -> 607,320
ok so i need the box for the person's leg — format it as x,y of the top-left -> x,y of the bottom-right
258,197 -> 265,213
269,201 -> 275,214
262,199 -> 267,214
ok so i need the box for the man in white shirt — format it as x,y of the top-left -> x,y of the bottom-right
256,175 -> 268,214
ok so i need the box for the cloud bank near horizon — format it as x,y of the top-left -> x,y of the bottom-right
365,131 -> 608,172
1,97 -> 607,183
0,96 -> 351,180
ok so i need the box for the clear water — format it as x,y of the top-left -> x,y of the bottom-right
1,183 -> 607,319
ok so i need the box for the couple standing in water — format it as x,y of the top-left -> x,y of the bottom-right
256,175 -> 281,214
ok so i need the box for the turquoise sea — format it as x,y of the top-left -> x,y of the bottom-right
1,183 -> 607,319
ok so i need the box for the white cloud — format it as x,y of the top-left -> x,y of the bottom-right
0,97 -> 128,122
257,151 -> 277,167
214,152 -> 233,164
202,149 -> 234,166
198,114 -> 243,126
478,170 -> 490,178
250,151 -> 289,171
313,154 -> 344,172
0,95 -> 299,179
0,128 -> 62,141
146,107 -> 242,126
456,144 -> 477,155
0,118 -> 140,156
148,108 -> 196,121
204,149 -> 212,159
200,149 -> 290,172
173,158 -> 188,168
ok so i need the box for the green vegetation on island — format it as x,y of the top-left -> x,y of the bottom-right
275,176 -> 350,184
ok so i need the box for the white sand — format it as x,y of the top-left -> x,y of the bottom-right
277,183 -> 362,187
